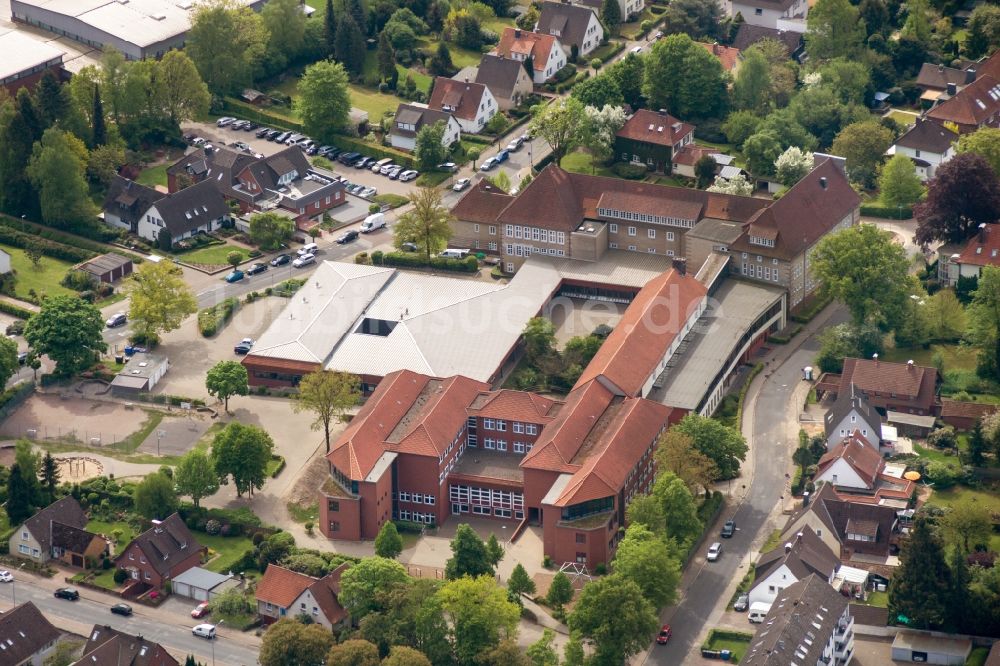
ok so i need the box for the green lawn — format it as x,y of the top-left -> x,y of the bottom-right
914,443 -> 963,468
91,567 -> 120,590
0,243 -> 76,300
415,170 -> 451,187
886,108 -> 920,127
86,520 -> 136,549
704,631 -> 752,663
136,164 -> 169,188
265,456 -> 284,478
287,501 -> 319,524
865,590 -> 888,608
349,83 -> 408,120
883,343 -> 977,372
561,150 -> 615,178
361,51 -> 432,93
968,646 -> 990,666
928,487 -> 1000,553
655,175 -> 686,187
178,245 -> 249,267
373,193 -> 409,208
200,533 -> 254,574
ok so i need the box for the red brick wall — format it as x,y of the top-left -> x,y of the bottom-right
523,468 -> 561,514
394,454 -> 446,524
541,507 -> 615,568
115,543 -> 201,589
320,493 -> 362,541
360,473 -> 394,540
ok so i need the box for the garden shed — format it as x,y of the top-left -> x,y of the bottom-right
76,253 -> 134,283
891,632 -> 972,665
171,567 -> 239,601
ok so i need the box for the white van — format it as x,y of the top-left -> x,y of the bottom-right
439,248 -> 469,259
297,242 -> 318,256
747,602 -> 771,624
371,158 -> 393,173
360,213 -> 386,233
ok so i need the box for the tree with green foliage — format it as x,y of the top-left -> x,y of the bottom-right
941,500 -> 993,553
522,317 -> 557,365
731,48 -> 771,113
324,0 -> 337,55
126,260 -> 197,344
156,50 -> 211,126
436,575 -> 520,665
568,575 -> 659,665
296,60 -> 352,143
957,126 -> 1000,176
24,295 -> 105,376
14,440 -> 41,513
831,120 -> 894,187
248,211 -> 295,251
326,639 -> 380,666
966,4 -> 1000,58
643,34 -> 728,120
486,533 -> 504,569
546,571 -> 574,609
742,131 -> 783,176
175,449 -> 219,508
662,0 -> 722,39
722,110 -> 762,148
651,471 -> 702,549
526,629 -> 559,666
507,563 -> 536,599
414,121 -> 448,170
612,523 -> 681,608
563,632 -> 585,666
968,418 -> 988,467
606,53 -> 645,109
381,647 -> 432,666
811,224 -> 910,328
888,515 -> 952,630
212,422 -> 274,498
446,523 -> 494,579
262,0 -> 306,71
292,369 -> 360,453
335,14 -> 367,75
6,463 -> 34,525
40,452 -> 59,504
186,0 -> 268,95
673,413 -> 748,480
91,82 -> 107,147
625,494 -> 666,536
0,89 -> 43,218
529,97 -> 587,166
600,0 -> 621,32
916,153 -> 1000,248
374,521 -> 404,559
393,186 -> 454,261
377,30 -> 396,82
205,360 -> 249,412
655,430 -> 717,497
806,0 -> 866,60
925,289 -> 967,343
572,74 -> 624,109
259,619 -> 335,666
133,471 -> 179,520
694,154 -> 717,188
339,556 -> 409,619
879,153 -> 925,208
774,146 -> 814,188
0,336 -> 17,389
428,42 -> 456,77
26,128 -> 95,232
35,69 -> 71,128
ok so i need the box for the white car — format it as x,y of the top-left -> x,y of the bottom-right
399,169 -> 419,182
292,253 -> 316,268
215,117 -> 236,127
359,186 -> 377,198
479,157 -> 498,171
453,178 -> 472,192
192,624 -> 216,639
506,136 -> 524,152
0,571 -> 12,583
707,542 -> 722,562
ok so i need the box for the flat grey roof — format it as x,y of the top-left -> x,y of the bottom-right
525,249 -> 673,290
115,353 -> 166,381
0,30 -> 65,80
892,632 -> 971,657
886,411 -> 936,428
172,566 -> 231,591
688,217 -> 745,244
655,280 -> 785,410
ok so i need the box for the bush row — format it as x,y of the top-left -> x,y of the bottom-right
373,251 -> 479,273
790,292 -> 832,324
860,203 -> 913,220
734,362 -> 764,430
273,278 -> 306,297
768,323 -> 802,345
198,297 -> 239,337
330,136 -> 414,169
0,224 -> 97,263
553,70 -> 590,95
270,455 -> 286,478
0,214 -> 119,245
222,98 -> 303,132
594,41 -> 626,63
0,299 -> 34,320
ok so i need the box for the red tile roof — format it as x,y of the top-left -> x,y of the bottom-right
255,565 -> 316,608
615,109 -> 695,148
697,41 -> 741,71
386,374 -> 489,458
839,358 -> 938,405
467,389 -> 562,423
672,144 -> 721,167
956,223 -> 1000,267
306,564 -> 348,625
940,398 -> 999,420
573,268 -> 707,397
428,77 -> 489,121
451,180 -> 514,225
521,379 -> 617,473
817,431 -> 884,489
927,74 -> 1000,130
495,28 -> 557,73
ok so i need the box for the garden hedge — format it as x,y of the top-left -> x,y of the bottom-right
0,300 -> 34,320
0,224 -> 96,263
197,297 -> 239,337
860,203 -> 913,219
377,252 -> 479,272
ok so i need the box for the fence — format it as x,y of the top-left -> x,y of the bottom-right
0,381 -> 35,421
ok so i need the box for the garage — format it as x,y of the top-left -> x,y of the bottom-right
171,567 -> 236,602
891,632 -> 972,665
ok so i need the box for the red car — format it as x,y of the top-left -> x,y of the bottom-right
191,602 -> 210,619
656,625 -> 672,645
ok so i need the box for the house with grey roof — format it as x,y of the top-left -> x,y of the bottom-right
887,119 -> 958,181
9,497 -> 105,568
824,391 -> 882,448
470,55 -> 533,111
536,2 -> 604,59
0,602 -> 61,666
136,179 -> 228,246
103,175 -> 165,235
743,574 -> 855,666
749,526 -> 841,608
76,624 -> 179,666
389,103 -> 461,152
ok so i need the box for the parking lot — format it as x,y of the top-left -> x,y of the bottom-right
180,121 -> 421,199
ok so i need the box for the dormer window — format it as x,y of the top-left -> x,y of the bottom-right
749,235 -> 775,248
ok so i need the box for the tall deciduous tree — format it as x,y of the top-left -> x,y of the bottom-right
572,75 -> 624,110
26,128 -> 96,232
296,60 -> 352,143
175,449 -> 219,508
205,360 -> 249,412
651,472 -> 702,549
654,430 -> 716,497
414,120 -> 448,170
374,520 -> 404,559
156,50 -> 211,126
248,212 -> 295,251
806,0 -> 866,60
957,127 -> 1000,176
662,0 -> 722,39
672,413 -> 748,480
24,295 -> 105,376
436,575 -> 520,665
382,647 -> 432,666
568,575 -> 659,665
133,471 -> 179,520
529,97 -> 587,166
212,422 -> 274,498
969,267 -> 1000,378
888,515 -> 952,630
830,119 -> 894,187
445,524 -> 494,579
731,48 -> 771,113
187,0 -> 269,95
940,500 -> 993,553
326,639 -> 380,666
127,260 -> 197,343
606,53 -> 645,109
339,556 -> 409,619
879,153 -> 925,208
643,34 -> 728,120
625,494 -> 666,536
612,523 -> 682,608
262,0 -> 307,69
915,152 -> 1000,248
811,223 -> 910,327
259,619 -> 335,666
600,0 -> 621,32
393,186 -> 454,261
292,370 -> 360,453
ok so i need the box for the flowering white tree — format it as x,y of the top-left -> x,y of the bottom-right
774,146 -> 815,187
583,104 -> 628,164
707,173 -> 754,196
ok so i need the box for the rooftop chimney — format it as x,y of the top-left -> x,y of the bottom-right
873,353 -> 879,365
672,257 -> 687,276
784,542 -> 793,553
796,531 -> 803,541
967,68 -> 977,84
947,82 -> 957,96
979,222 -> 987,243
819,176 -> 828,189
938,64 -> 945,73
658,108 -> 668,116
514,28 -> 521,38
907,359 -> 914,370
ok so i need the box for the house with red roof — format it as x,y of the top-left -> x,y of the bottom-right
255,563 -> 348,629
815,432 -> 915,505
698,42 -> 741,73
819,357 -> 940,417
494,27 -> 567,84
613,109 -> 696,174
427,77 -> 498,134
939,223 -> 1000,287
926,73 -> 1000,134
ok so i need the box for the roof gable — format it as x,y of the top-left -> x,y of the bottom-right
927,74 -> 1000,128
122,513 -> 201,576
753,526 -> 840,587
22,496 -> 88,554
256,564 -> 318,608
475,54 -> 528,98
428,77 -> 488,121
0,602 -> 60,665
616,109 -> 695,147
81,625 -> 179,666
452,180 -> 514,225
839,357 -> 938,402
816,432 -> 883,489
894,119 -> 958,153
147,179 -> 228,236
536,1 -> 598,51
824,392 -> 881,438
957,223 -> 1000,267
496,28 -> 558,71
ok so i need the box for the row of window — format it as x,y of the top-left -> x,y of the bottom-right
608,223 -> 676,241
479,438 -> 535,454
741,262 -> 781,282
609,243 -> 674,255
748,235 -> 775,247
472,224 -> 498,235
398,510 -> 436,524
449,485 -> 525,508
397,491 -> 437,505
504,225 -> 565,245
597,207 -> 695,228
471,240 -> 499,252
480,419 -> 538,435
452,504 -> 523,519
506,244 -> 565,258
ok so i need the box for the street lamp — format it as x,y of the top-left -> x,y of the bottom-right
12,563 -> 25,606
211,619 -> 224,666
156,429 -> 167,456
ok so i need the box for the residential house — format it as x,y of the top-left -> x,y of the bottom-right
114,513 -> 204,590
748,527 -> 841,609
451,180 -> 513,254
427,77 -> 498,134
782,482 -> 900,563
671,145 -> 729,179
255,564 -> 349,629
817,357 -> 940,416
568,0 -> 642,20
916,62 -> 978,104
536,2 -> 604,59
743,574 -> 855,666
472,54 -> 533,111
815,432 -> 915,505
136,179 -> 229,246
938,222 -> 1000,287
731,23 -> 803,58
698,42 -> 741,73
494,28 -> 566,84
824,392 -> 882,447
102,175 -> 164,235
75,625 -> 178,666
9,497 -> 106,568
887,119 -> 958,181
731,0 -> 808,30
613,109 -> 695,174
0,602 -> 60,666
388,103 -> 461,152
926,73 -> 1000,134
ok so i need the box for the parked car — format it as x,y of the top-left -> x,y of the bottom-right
106,312 -> 127,328
317,145 -> 334,157
336,230 -> 359,245
655,625 -> 672,645
480,157 -> 498,171
630,45 -> 643,54
721,519 -> 736,538
401,242 -> 418,252
233,141 -> 250,152
225,270 -> 245,283
216,117 -> 236,127
111,603 -> 133,616
54,587 -> 80,601
242,121 -> 258,131
338,151 -> 361,165
246,262 -> 268,276
17,351 -> 27,365
355,156 -> 375,168
191,602 -> 210,619
182,132 -> 196,143
734,594 -> 750,612
230,120 -> 248,130
371,158 -> 394,172
266,130 -> 282,141
284,133 -> 303,145
437,162 -> 458,172
506,136 -> 524,152
192,624 -> 216,639
654,30 -> 664,40
359,186 -> 377,198
292,253 -> 316,268
387,166 -> 404,180
270,253 -> 291,266
453,177 -> 472,191
707,542 -> 722,561
256,127 -> 272,138
274,131 -> 291,143
297,242 -> 318,256
306,145 -> 319,156
495,149 -> 510,164
234,338 -> 254,354
0,571 -> 12,583
380,163 -> 400,175
399,169 -> 419,182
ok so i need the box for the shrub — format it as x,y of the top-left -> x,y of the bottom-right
305,522 -> 314,536
205,519 -> 222,535
113,568 -> 128,584
591,58 -> 602,69
612,162 -> 648,179
197,298 -> 239,337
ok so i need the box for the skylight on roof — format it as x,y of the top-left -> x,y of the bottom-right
977,99 -> 987,109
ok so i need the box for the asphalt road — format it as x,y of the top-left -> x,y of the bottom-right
0,579 -> 258,665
